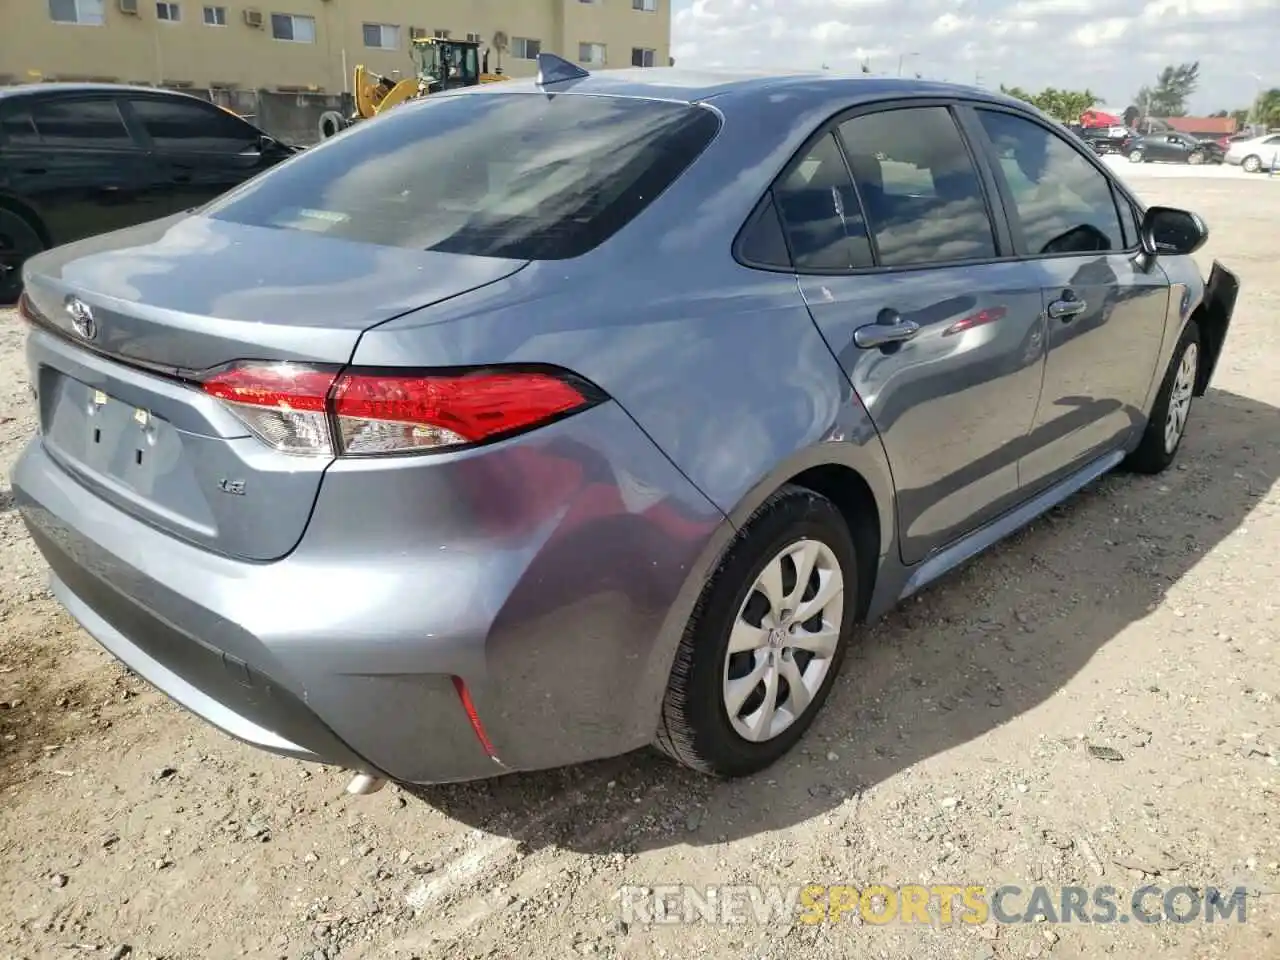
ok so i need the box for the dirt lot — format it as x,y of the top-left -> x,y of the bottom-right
1,176 -> 1277,960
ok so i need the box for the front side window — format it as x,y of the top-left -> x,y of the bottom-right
49,0 -> 104,23
838,106 -> 996,267
29,99 -> 134,148
271,13 -> 316,43
772,132 -> 873,271
203,93 -> 721,260
129,98 -> 261,153
0,110 -> 41,146
976,109 -> 1124,256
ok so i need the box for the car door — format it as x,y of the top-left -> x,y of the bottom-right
121,95 -> 282,214
966,106 -> 1169,493
3,95 -> 156,245
783,103 -> 1048,564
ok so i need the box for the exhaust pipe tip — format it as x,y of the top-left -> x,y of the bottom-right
345,773 -> 387,795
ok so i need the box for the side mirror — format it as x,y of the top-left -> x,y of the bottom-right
1140,205 -> 1208,257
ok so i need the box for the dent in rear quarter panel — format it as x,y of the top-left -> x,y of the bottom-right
345,89 -> 901,755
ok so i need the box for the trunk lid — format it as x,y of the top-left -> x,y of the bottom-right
22,214 -> 528,562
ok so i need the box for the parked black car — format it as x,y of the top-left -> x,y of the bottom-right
0,84 -> 296,302
1126,131 -> 1225,166
1079,127 -> 1135,155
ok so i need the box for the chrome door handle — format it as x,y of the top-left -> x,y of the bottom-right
854,318 -> 921,349
1047,298 -> 1087,320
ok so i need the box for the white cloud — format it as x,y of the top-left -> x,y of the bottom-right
671,0 -> 1274,111
1071,16 -> 1132,44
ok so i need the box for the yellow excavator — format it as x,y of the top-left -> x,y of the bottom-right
319,37 -> 510,139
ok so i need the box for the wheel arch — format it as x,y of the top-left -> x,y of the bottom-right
0,193 -> 52,248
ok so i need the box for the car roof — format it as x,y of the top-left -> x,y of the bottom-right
0,82 -> 207,101
452,66 -> 1008,109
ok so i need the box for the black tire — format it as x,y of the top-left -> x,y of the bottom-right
655,485 -> 858,778
0,207 -> 45,305
1241,154 -> 1262,174
1125,319 -> 1201,475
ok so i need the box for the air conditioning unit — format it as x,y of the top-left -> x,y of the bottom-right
243,9 -> 264,28
118,0 -> 139,14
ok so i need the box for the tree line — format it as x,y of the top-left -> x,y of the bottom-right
998,60 -> 1279,129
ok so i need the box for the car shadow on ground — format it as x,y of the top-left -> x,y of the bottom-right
404,387 -> 1279,855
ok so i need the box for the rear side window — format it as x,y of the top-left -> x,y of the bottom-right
29,99 -> 134,149
129,97 -> 262,153
773,132 -> 873,270
837,106 -> 997,267
203,93 -> 721,260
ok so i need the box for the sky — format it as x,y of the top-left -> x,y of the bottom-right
669,0 -> 1278,114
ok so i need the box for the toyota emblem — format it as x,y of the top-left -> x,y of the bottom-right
65,296 -> 96,340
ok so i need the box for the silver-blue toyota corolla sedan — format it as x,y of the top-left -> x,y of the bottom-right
10,56 -> 1238,787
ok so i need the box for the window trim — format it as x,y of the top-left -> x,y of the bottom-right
156,2 -> 181,22
960,102 -> 1145,259
202,5 -> 227,26
733,97 -> 1017,277
362,22 -> 401,50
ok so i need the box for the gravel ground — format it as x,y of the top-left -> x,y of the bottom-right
1,176 -> 1277,960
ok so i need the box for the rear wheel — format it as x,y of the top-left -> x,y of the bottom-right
1125,319 -> 1201,474
655,485 -> 857,778
1188,150 -> 1206,165
1241,154 -> 1263,174
0,207 -> 45,305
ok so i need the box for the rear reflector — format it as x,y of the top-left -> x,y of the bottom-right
200,362 -> 601,457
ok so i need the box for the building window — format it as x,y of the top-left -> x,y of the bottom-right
156,2 -> 180,21
632,47 -> 655,67
578,43 -> 606,65
432,29 -> 450,39
466,32 -> 481,43
271,13 -> 316,42
633,0 -> 657,10
202,5 -> 226,25
48,0 -> 105,24
512,37 -> 542,60
409,26 -> 426,39
363,23 -> 401,49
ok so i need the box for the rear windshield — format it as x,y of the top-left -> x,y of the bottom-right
204,92 -> 721,260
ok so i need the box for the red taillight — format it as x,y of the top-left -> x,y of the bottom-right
200,362 -> 600,457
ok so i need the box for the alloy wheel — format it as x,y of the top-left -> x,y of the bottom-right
722,538 -> 844,743
1129,149 -> 1144,163
1164,342 -> 1199,454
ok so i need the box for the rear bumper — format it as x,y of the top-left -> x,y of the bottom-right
12,401 -> 728,784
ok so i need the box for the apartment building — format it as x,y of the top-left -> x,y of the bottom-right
0,0 -> 671,93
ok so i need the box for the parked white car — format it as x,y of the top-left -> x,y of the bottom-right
1224,132 -> 1280,173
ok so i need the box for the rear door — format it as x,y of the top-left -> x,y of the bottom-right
6,95 -> 158,244
966,106 -> 1169,492
121,95 -> 281,214
787,102 -> 1048,564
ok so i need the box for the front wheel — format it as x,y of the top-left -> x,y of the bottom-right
1188,150 -> 1205,165
1129,149 -> 1145,163
1241,154 -> 1263,174
655,485 -> 857,778
1125,320 -> 1201,475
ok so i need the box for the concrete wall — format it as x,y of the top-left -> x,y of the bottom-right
0,0 -> 671,93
